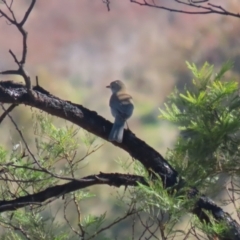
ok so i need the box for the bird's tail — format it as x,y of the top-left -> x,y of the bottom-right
108,118 -> 125,143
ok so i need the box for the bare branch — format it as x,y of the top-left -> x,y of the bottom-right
87,202 -> 140,240
0,3 -> 14,24
0,70 -> 20,75
208,3 -> 227,13
9,49 -> 19,64
2,0 -> 16,22
130,0 -> 240,18
102,0 -> 110,11
0,103 -> 17,123
0,0 -> 35,90
19,0 -> 36,26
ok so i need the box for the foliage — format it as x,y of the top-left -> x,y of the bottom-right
157,61 -> 240,237
0,114 -> 111,239
110,61 -> 240,239
160,61 -> 240,182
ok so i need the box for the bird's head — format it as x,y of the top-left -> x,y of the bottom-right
106,80 -> 126,93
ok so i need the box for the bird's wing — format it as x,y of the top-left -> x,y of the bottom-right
110,92 -> 134,119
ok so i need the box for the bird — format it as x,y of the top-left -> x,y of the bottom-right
106,80 -> 134,143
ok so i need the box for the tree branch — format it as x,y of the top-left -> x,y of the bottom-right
0,172 -> 146,212
0,1 -> 36,90
0,103 -> 18,123
130,0 -> 240,18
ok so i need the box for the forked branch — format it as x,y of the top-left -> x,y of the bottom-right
129,0 -> 240,18
0,0 -> 36,90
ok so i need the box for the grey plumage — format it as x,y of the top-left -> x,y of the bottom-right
107,80 -> 134,143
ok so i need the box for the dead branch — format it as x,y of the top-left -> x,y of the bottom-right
0,0 -> 36,90
129,0 -> 240,18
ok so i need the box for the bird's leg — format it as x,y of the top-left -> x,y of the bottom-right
126,121 -> 129,130
125,121 -> 135,163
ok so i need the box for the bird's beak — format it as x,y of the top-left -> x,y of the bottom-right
106,85 -> 110,88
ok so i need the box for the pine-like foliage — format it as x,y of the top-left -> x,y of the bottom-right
160,61 -> 240,189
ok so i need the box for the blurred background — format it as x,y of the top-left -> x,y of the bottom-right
0,0 -> 240,238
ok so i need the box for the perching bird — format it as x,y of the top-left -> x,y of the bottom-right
106,80 -> 134,143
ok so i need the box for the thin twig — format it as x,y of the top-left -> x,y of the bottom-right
0,103 -> 17,124
0,0 -> 35,90
130,0 -> 240,18
87,204 -> 139,240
